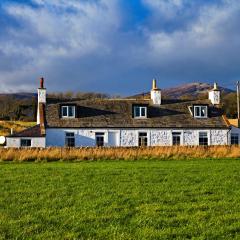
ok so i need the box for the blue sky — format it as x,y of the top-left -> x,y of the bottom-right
0,0 -> 239,95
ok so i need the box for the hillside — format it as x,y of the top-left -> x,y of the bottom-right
0,93 -> 37,100
0,121 -> 36,136
130,82 -> 234,99
163,82 -> 233,98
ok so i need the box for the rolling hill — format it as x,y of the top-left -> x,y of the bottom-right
163,82 -> 233,98
130,82 -> 234,99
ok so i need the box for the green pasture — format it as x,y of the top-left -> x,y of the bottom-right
1,159 -> 240,239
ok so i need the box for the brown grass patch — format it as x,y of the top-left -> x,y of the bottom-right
0,146 -> 239,162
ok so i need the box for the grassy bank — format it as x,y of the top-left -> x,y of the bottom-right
1,160 -> 240,239
0,121 -> 35,136
0,146 -> 239,162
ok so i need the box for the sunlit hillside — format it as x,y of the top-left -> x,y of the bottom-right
0,121 -> 36,136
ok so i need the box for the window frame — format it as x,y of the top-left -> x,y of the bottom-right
96,132 -> 105,147
172,132 -> 181,146
133,106 -> 147,118
61,105 -> 76,118
20,139 -> 32,147
231,133 -> 239,145
138,132 -> 148,147
65,132 -> 75,147
194,106 -> 208,118
199,132 -> 208,146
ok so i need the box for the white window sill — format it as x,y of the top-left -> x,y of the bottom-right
194,116 -> 208,119
134,116 -> 147,119
61,116 -> 76,119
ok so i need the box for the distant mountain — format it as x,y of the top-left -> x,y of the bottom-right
129,82 -> 234,99
163,82 -> 233,99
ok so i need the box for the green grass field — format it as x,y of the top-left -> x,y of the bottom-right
1,159 -> 240,239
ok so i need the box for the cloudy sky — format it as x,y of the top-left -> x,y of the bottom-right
0,0 -> 239,95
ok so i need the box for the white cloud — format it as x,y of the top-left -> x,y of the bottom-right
145,0 -> 240,66
4,0 -> 120,57
0,0 -> 121,92
142,0 -> 185,19
0,0 -> 240,94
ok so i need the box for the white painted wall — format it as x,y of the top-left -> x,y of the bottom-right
231,126 -> 240,134
37,88 -> 46,124
46,128 -> 118,147
120,130 -> 137,147
151,130 -> 171,146
230,126 -> 240,144
151,90 -> 161,105
46,128 -> 230,147
6,137 -> 46,148
210,129 -> 229,145
209,90 -> 220,105
183,130 -> 199,145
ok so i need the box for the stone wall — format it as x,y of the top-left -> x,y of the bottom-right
150,130 -> 171,146
210,130 -> 229,145
120,130 -> 137,147
183,130 -> 198,145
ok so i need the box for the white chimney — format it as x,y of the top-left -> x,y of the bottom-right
37,77 -> 46,124
151,79 -> 161,105
209,82 -> 221,105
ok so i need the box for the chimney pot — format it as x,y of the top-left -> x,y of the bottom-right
40,77 -> 44,89
152,79 -> 157,90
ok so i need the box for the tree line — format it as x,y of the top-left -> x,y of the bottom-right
0,92 -> 112,121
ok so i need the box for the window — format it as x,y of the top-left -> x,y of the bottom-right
194,106 -> 208,118
134,106 -> 147,118
61,106 -> 76,118
138,132 -> 148,147
231,134 -> 239,145
21,139 -> 31,147
65,132 -> 75,147
96,132 -> 104,147
172,132 -> 181,146
199,132 -> 208,146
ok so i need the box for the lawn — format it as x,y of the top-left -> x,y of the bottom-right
1,160 -> 240,239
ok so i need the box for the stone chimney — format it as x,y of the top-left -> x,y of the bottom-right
209,82 -> 221,105
151,79 -> 161,105
37,77 -> 46,125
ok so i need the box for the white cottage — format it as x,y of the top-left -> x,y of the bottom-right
6,78 -> 240,148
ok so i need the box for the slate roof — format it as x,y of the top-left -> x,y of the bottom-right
8,125 -> 45,138
45,98 -> 229,129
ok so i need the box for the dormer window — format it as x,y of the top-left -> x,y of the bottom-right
61,105 -> 76,118
133,106 -> 147,118
194,106 -> 208,118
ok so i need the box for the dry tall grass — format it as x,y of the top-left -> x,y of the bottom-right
0,146 -> 239,162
